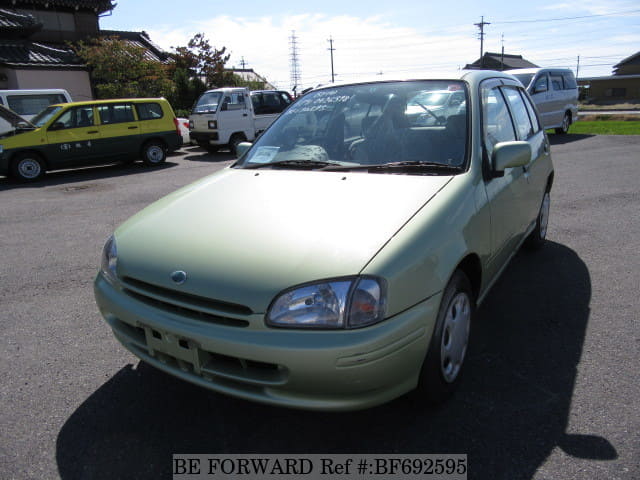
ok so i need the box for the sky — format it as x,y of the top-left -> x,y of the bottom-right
100,0 -> 640,92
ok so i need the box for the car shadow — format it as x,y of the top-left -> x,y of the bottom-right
0,160 -> 178,191
183,148 -> 236,163
548,133 -> 594,145
56,241 -> 615,479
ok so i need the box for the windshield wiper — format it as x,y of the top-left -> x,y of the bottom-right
321,161 -> 464,174
242,159 -> 344,170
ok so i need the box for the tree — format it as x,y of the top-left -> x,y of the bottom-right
73,36 -> 174,99
172,33 -> 232,89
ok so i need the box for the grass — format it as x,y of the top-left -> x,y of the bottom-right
568,120 -> 640,135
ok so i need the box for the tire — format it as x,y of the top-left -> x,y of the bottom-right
11,152 -> 46,182
141,140 -> 167,165
555,112 -> 571,134
417,270 -> 474,404
525,190 -> 551,250
229,134 -> 245,157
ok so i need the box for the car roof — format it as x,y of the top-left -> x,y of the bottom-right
48,98 -> 168,108
505,67 -> 574,75
308,70 -> 520,92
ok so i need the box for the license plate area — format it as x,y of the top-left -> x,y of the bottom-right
142,325 -> 203,374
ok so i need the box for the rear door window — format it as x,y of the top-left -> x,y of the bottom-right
97,103 -> 135,124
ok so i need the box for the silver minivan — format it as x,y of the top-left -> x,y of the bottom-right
506,68 -> 578,134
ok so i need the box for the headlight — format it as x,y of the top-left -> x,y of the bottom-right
266,276 -> 387,329
208,120 -> 217,129
100,235 -> 118,283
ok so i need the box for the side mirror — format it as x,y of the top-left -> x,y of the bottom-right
48,122 -> 65,131
235,141 -> 252,158
534,84 -> 547,94
220,102 -> 228,112
492,141 -> 531,173
16,121 -> 30,129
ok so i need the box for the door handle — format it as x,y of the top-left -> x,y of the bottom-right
243,113 -> 248,117
128,126 -> 139,130
87,130 -> 99,134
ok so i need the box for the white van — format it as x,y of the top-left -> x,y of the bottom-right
506,68 -> 578,134
0,89 -> 73,121
189,88 -> 292,155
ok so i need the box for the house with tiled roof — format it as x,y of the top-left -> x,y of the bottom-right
577,51 -> 640,101
464,52 -> 539,71
0,0 -> 171,102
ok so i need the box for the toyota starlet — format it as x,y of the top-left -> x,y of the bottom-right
94,70 -> 554,411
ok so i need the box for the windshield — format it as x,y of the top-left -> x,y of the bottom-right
31,105 -> 62,127
236,80 -> 468,173
409,91 -> 450,107
512,74 -> 534,89
192,92 -> 222,114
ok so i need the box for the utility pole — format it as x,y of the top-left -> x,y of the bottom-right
500,34 -> 504,70
289,30 -> 301,96
474,16 -> 490,68
327,36 -> 336,83
576,55 -> 580,78
240,57 -> 247,69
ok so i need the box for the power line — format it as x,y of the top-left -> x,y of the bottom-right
492,8 -> 640,24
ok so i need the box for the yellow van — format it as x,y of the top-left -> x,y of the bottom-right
0,98 -> 182,182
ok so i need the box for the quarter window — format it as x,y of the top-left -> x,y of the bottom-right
135,102 -> 163,120
97,103 -> 135,124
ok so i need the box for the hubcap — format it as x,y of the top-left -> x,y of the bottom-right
147,145 -> 164,163
539,192 -> 550,239
440,292 -> 471,383
563,114 -> 570,132
18,158 -> 41,179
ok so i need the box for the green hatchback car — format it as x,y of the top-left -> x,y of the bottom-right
94,70 -> 554,411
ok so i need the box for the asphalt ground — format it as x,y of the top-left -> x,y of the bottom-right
1,136 -> 638,479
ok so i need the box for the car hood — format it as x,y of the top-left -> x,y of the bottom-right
0,104 -> 34,128
115,168 -> 452,314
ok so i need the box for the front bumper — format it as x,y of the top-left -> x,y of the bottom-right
189,131 -> 219,144
94,273 -> 441,411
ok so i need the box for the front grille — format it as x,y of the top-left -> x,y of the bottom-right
121,276 -> 251,328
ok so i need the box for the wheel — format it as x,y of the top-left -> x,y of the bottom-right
417,270 -> 473,404
229,134 -> 245,157
141,141 -> 166,165
11,152 -> 46,182
525,190 -> 550,250
555,112 -> 571,134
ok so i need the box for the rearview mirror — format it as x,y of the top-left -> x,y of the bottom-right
236,142 -> 252,158
492,141 -> 531,173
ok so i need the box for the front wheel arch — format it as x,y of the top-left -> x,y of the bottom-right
10,150 -> 48,182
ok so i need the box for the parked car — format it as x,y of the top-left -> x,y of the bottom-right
0,98 -> 182,182
189,88 -> 292,155
94,70 -> 554,411
0,88 -> 72,121
506,68 -> 578,134
176,117 -> 190,145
